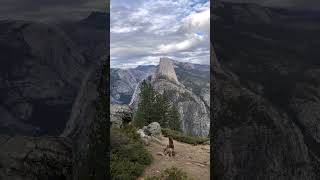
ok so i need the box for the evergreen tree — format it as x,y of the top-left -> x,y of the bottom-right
155,91 -> 171,128
134,81 -> 157,127
134,81 -> 147,128
168,104 -> 182,132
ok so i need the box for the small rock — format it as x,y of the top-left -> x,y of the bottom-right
195,163 -> 206,167
137,129 -> 146,138
156,152 -> 165,156
142,126 -> 148,131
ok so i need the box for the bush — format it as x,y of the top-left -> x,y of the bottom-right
162,128 -> 209,145
146,167 -> 193,180
111,125 -> 153,179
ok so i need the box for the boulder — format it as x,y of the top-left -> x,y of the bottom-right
144,122 -> 161,137
137,123 -> 163,146
136,129 -> 150,145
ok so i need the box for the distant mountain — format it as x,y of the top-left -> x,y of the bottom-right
111,61 -> 209,105
212,2 -> 320,179
111,66 -> 156,104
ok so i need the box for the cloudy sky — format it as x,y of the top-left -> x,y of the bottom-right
110,0 -> 210,68
0,0 -> 107,22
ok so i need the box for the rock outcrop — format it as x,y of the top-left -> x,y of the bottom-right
110,104 -> 132,128
152,58 -> 179,83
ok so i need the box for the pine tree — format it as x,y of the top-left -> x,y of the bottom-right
155,91 -> 171,128
168,104 -> 182,132
134,81 -> 158,127
134,81 -> 147,128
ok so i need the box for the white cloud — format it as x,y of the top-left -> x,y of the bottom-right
181,8 -> 210,33
156,34 -> 204,54
111,0 -> 210,68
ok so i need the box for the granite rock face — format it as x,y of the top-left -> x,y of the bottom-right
129,58 -> 210,137
212,2 -> 320,179
152,58 -> 179,83
111,66 -> 156,104
151,79 -> 210,137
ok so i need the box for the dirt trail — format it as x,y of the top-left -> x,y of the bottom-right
140,136 -> 210,180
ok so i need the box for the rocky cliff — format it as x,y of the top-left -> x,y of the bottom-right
111,66 -> 156,104
212,2 -> 320,179
152,58 -> 179,83
129,58 -> 210,137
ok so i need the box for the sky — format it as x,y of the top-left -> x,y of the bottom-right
110,0 -> 210,68
0,0 -> 318,68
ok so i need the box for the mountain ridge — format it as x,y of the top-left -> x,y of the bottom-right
111,60 -> 209,105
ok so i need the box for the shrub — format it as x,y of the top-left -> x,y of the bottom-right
146,167 -> 193,180
110,125 -> 153,179
162,128 -> 209,145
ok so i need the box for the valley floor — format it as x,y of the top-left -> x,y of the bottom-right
139,136 -> 210,180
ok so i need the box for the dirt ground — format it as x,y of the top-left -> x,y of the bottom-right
139,136 -> 210,180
